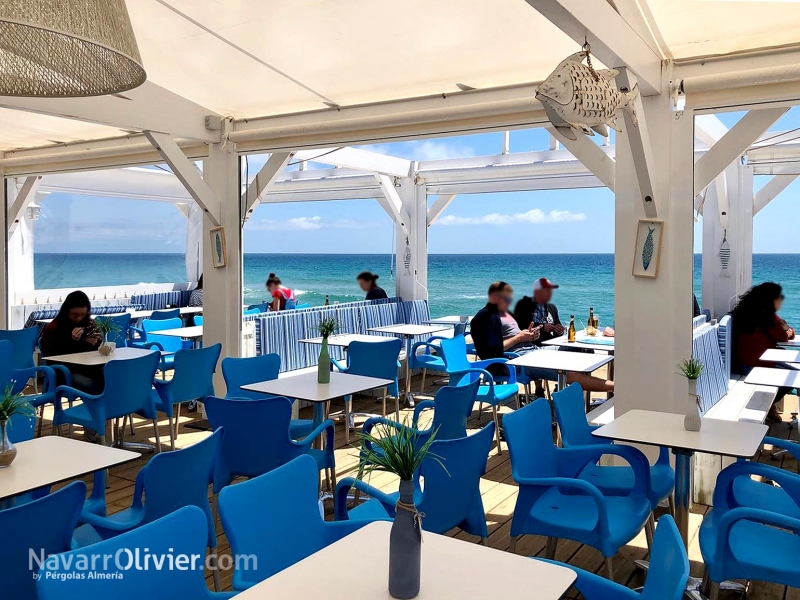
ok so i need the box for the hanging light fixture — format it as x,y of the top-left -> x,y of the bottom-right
0,0 -> 146,97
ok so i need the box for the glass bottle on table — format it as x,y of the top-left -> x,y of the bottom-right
568,315 -> 576,343
588,307 -> 594,330
324,295 -> 330,306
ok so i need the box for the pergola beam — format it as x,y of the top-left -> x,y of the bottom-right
7,176 -> 41,237
374,174 -> 410,235
295,147 -> 412,178
694,114 -> 728,148
0,82 -> 221,143
694,107 -> 788,195
523,0 -> 662,95
427,194 -> 457,226
144,131 -> 221,227
242,152 -> 294,222
754,174 -> 798,215
547,127 -> 615,190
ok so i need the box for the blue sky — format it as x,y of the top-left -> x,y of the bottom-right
35,110 -> 800,254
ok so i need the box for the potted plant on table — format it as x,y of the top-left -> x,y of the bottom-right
358,419 -> 444,599
94,317 -> 122,356
0,383 -> 34,467
315,317 -> 338,384
676,358 -> 704,432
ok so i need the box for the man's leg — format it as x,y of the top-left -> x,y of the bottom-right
566,372 -> 614,393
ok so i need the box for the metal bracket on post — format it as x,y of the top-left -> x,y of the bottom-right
374,174 -> 410,236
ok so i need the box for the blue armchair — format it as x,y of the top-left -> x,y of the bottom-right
130,317 -> 192,375
408,322 -> 467,393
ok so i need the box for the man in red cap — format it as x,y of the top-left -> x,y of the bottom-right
513,278 -> 564,343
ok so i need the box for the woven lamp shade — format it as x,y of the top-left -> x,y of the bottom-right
0,0 -> 146,97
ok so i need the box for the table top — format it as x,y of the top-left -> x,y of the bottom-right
152,326 -> 203,338
761,348 -> 800,364
43,346 -> 160,366
507,350 -> 613,373
0,436 -> 138,501
424,315 -> 472,326
368,324 -> 449,337
299,334 -> 390,348
233,521 -> 575,600
241,371 -> 394,402
541,329 -> 616,352
779,338 -> 800,348
744,366 -> 800,388
593,409 -> 768,457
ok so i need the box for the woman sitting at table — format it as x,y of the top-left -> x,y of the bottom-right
266,272 -> 296,311
40,290 -> 104,395
731,282 -> 796,422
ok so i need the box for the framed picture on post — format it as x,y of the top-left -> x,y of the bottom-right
632,219 -> 664,278
210,227 -> 227,268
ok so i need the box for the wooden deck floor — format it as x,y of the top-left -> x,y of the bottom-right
38,378 -> 799,599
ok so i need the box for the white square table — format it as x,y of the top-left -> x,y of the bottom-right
593,410 -> 768,548
760,348 -> 800,364
152,325 -> 203,339
241,371 -> 394,429
233,521 -> 576,600
0,436 -> 138,503
43,346 -> 163,367
507,350 -> 613,391
779,338 -> 800,348
541,329 -> 616,353
299,334 -> 387,348
744,366 -> 800,388
367,324 -> 449,404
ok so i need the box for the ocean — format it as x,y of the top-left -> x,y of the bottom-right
34,253 -> 800,327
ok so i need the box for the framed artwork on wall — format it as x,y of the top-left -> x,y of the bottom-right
210,227 -> 227,268
632,219 -> 664,278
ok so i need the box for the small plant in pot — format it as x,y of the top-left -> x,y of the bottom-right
315,317 -> 338,384
0,382 -> 34,467
676,358 -> 704,432
358,419 -> 444,599
94,317 -> 122,356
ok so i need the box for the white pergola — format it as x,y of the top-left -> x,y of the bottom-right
3,0 -> 800,408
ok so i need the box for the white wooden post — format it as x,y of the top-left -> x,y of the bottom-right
394,177 -> 428,301
185,203 -> 204,284
701,162 -> 754,318
1,178 -> 10,328
202,142 -> 242,393
614,96 -> 694,417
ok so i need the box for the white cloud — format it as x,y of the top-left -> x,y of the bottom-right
435,209 -> 587,226
248,216 -> 381,231
360,140 -> 476,162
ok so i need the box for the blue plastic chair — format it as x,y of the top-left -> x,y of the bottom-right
37,506 -> 235,600
0,339 -> 60,436
247,302 -> 270,312
243,308 -> 261,316
503,399 -> 652,578
331,338 -> 402,442
440,335 -> 519,453
193,315 -> 204,326
0,326 -> 39,371
0,481 -> 86,600
151,308 -> 180,320
99,313 -> 131,348
699,460 -> 800,597
543,516 -> 689,600
54,351 -> 161,449
408,324 -> 467,393
0,413 -> 49,506
153,344 -> 220,450
131,317 -> 192,374
553,383 -> 675,518
336,421 -> 496,542
204,395 -> 336,493
222,354 -> 313,439
218,454 -> 387,590
295,302 -> 312,309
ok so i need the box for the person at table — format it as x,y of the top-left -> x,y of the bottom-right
513,277 -> 564,345
357,271 -> 388,300
266,272 -> 296,311
471,281 -> 613,395
189,274 -> 203,307
731,282 -> 796,422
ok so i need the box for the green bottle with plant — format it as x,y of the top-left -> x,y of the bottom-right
316,317 -> 338,384
94,317 -> 122,355
0,382 -> 34,467
676,358 -> 704,432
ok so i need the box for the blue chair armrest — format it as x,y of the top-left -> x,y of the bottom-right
79,510 -> 138,532
714,461 -> 800,509
410,341 -> 441,357
14,365 -> 56,392
293,418 -> 335,449
450,367 -> 497,390
131,341 -> 164,352
334,477 -> 398,520
330,357 -> 347,372
361,416 -> 421,453
472,359 -> 517,384
129,325 -> 145,340
411,400 -> 436,429
518,475 -> 610,531
716,507 -> 800,555
764,436 -> 800,463
560,445 -> 651,495
55,385 -> 102,403
46,364 -> 72,387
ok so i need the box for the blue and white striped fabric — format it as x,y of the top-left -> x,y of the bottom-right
692,314 -> 709,329
718,314 -> 732,380
25,304 -> 145,333
692,324 -> 728,414
130,291 -> 191,311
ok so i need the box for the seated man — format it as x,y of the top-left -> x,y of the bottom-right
471,281 -> 613,394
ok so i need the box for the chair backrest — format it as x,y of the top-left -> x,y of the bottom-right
193,315 -> 203,326
417,421 -> 495,534
295,303 -> 312,309
453,322 -> 468,337
0,339 -> 22,393
426,380 -> 480,441
103,313 -> 131,348
6,412 -> 36,443
204,395 -> 303,487
140,429 -> 222,533
1,481 -> 86,600
101,351 -> 161,420
142,317 -> 185,352
692,323 -> 728,413
439,335 -> 472,373
36,506 -> 212,600
243,308 -> 261,316
222,353 -> 281,400
0,326 -> 38,370
165,344 -> 221,403
641,516 -> 690,600
284,298 -> 297,310
718,314 -> 732,380
553,382 -> 610,447
345,338 -> 402,381
503,398 -> 558,479
247,302 -> 270,313
218,454 -> 329,584
151,308 -> 180,320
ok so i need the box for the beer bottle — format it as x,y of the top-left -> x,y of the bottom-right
568,315 -> 576,343
324,294 -> 330,306
588,307 -> 594,329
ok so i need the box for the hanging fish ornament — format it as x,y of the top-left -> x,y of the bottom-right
536,45 -> 639,141
215,231 -> 223,265
642,226 -> 655,271
719,230 -> 731,278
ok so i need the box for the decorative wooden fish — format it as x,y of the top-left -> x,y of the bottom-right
642,227 -> 655,271
536,51 -> 639,141
215,232 -> 223,264
719,231 -> 731,278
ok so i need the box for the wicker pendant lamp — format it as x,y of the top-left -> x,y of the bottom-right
0,0 -> 146,97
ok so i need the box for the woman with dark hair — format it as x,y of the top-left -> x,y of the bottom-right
357,271 -> 388,300
265,273 -> 296,311
731,282 -> 796,421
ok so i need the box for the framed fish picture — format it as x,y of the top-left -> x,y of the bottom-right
210,226 -> 227,268
632,219 -> 664,278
